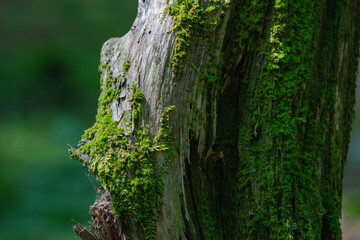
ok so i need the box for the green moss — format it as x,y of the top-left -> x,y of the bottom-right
235,0 -> 268,52
71,63 -> 175,239
236,0 -> 329,238
124,59 -> 131,72
167,0 -> 230,78
235,0 -> 359,237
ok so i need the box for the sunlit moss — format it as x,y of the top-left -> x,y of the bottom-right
71,62 -> 175,239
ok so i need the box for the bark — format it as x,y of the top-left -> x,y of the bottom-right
70,0 -> 360,239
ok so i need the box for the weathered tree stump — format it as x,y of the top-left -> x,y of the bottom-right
71,0 -> 360,239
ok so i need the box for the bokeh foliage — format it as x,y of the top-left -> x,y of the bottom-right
0,0 -> 137,239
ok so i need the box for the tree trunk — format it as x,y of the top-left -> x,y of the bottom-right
70,0 -> 360,239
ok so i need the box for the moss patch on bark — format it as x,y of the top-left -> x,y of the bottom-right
71,62 -> 175,239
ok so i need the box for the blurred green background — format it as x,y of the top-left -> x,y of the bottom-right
0,1 -> 137,239
342,77 -> 360,240
0,1 -> 359,239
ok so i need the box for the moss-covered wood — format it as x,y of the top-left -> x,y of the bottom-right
71,0 -> 360,239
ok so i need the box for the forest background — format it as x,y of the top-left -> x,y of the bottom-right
0,0 -> 359,239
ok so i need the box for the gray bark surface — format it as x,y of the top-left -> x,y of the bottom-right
98,1 -> 230,238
